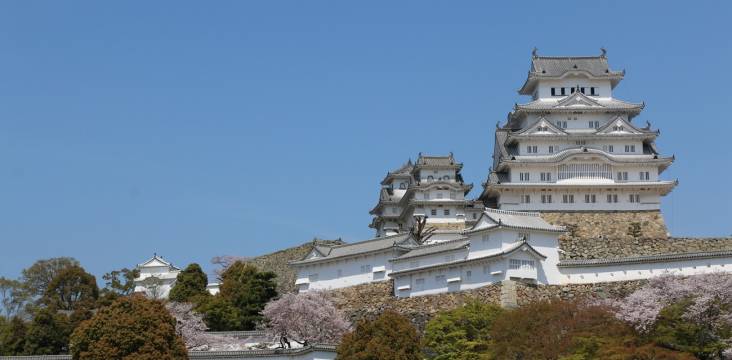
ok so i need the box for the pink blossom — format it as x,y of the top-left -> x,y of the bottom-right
262,291 -> 351,347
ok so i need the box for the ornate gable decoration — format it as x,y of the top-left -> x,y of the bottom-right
555,91 -> 603,108
519,117 -> 567,135
596,116 -> 643,135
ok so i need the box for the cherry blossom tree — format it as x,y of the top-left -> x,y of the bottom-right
262,291 -> 350,348
607,273 -> 732,358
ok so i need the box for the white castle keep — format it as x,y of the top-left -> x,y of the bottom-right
479,48 -> 677,211
291,50 -> 732,298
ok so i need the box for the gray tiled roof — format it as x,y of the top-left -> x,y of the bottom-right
416,153 -> 460,167
530,55 -> 622,78
468,209 -> 565,233
515,97 -> 643,111
518,51 -> 625,95
558,250 -> 732,268
389,240 -> 546,277
290,233 -> 415,265
392,238 -> 470,261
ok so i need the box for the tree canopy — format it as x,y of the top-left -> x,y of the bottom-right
70,294 -> 188,360
42,265 -> 98,312
169,263 -> 209,303
20,257 -> 80,301
423,301 -> 503,360
337,310 -> 422,360
197,262 -> 277,331
489,299 -> 694,360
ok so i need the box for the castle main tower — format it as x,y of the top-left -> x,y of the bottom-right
479,49 -> 676,217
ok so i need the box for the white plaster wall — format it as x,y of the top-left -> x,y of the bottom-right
393,259 -> 506,297
295,250 -> 396,291
418,169 -> 457,182
391,248 -> 469,272
536,78 -> 613,99
508,164 -> 659,183
517,139 -> 646,156
559,257 -> 732,284
498,189 -> 662,211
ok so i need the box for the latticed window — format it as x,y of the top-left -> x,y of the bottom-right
558,163 -> 612,180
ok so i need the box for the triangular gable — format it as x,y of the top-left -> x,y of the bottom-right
395,235 -> 419,247
555,91 -> 603,108
138,255 -> 172,268
517,117 -> 568,135
470,212 -> 499,230
596,116 -> 643,135
503,241 -> 547,260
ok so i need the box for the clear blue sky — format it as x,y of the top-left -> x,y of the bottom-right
1,1 -> 731,282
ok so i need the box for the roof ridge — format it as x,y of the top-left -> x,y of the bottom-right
411,237 -> 469,250
485,208 -> 541,217
327,233 -> 409,249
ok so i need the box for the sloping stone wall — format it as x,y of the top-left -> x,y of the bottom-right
515,280 -> 646,305
327,281 -> 500,330
539,211 -> 732,259
540,210 -> 669,241
326,280 -> 644,330
560,236 -> 732,260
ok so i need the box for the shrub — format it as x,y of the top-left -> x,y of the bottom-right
423,301 -> 502,360
70,294 -> 187,360
169,264 -> 209,303
337,310 -> 421,360
197,262 -> 277,331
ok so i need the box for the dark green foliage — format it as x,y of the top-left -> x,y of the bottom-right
489,300 -> 695,360
23,308 -> 71,355
169,263 -> 209,303
0,316 -> 28,355
20,257 -> 80,301
197,262 -> 277,331
196,296 -> 242,331
42,265 -> 99,311
423,302 -> 503,360
652,300 -> 731,360
70,294 -> 188,360
337,310 -> 422,360
99,267 -> 140,306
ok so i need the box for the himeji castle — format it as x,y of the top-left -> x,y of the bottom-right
288,49 -> 732,298
134,49 -> 732,302
479,48 -> 677,211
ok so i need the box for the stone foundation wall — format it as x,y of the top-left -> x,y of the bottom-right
514,280 -> 646,305
560,236 -> 732,259
540,210 -> 669,241
326,279 -> 650,330
327,281 -> 500,330
539,211 -> 732,259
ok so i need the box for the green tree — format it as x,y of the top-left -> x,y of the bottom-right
489,300 -> 694,360
99,268 -> 139,306
70,294 -> 188,360
169,263 -> 209,303
195,296 -> 241,331
652,299 -> 731,360
20,257 -> 80,302
0,316 -> 28,355
42,265 -> 99,311
198,262 -> 277,331
0,277 -> 26,318
337,310 -> 422,360
23,307 -> 71,355
423,302 -> 503,360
